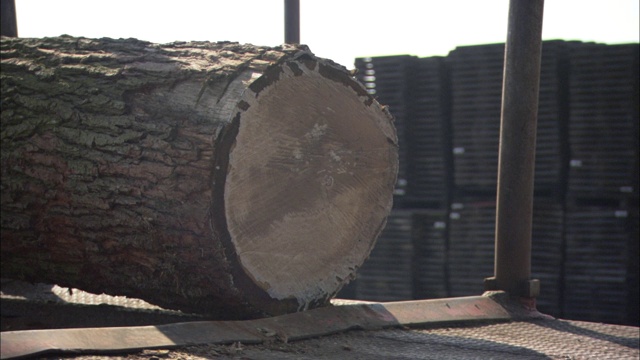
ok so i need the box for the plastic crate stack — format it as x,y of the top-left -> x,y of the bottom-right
563,42 -> 639,325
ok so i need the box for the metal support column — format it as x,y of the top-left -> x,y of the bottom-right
484,0 -> 544,298
284,0 -> 300,44
1,0 -> 18,37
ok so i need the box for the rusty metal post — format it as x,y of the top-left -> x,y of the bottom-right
284,0 -> 300,44
1,0 -> 18,37
484,0 -> 544,298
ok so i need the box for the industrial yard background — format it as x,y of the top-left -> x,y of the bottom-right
338,40 -> 639,327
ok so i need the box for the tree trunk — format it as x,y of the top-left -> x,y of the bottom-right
0,36 -> 398,318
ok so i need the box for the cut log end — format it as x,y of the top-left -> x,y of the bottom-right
215,57 -> 398,313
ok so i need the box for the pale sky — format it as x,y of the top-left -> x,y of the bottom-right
14,0 -> 640,68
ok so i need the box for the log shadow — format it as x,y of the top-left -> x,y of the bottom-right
0,279 -> 207,331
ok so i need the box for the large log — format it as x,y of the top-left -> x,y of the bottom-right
0,36 -> 398,318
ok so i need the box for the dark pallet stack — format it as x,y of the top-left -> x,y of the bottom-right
534,41 -> 572,196
447,41 -> 570,197
447,43 -> 504,196
340,209 -> 449,302
563,204 -> 636,325
405,57 -> 452,206
412,209 -> 450,299
338,210 -> 415,301
567,43 -> 639,200
340,41 -> 638,326
447,200 -> 496,297
563,42 -> 640,325
354,56 -> 417,202
445,41 -> 570,317
628,206 -> 639,325
341,55 -> 452,302
446,199 -> 564,316
529,200 -> 565,317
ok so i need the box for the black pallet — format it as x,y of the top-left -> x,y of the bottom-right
447,197 -> 565,316
567,43 -> 640,200
563,203 -> 636,325
412,209 -> 449,299
447,43 -> 504,195
530,199 -> 565,317
339,209 -> 416,301
355,56 -> 417,203
447,199 -> 496,297
405,57 -> 453,206
628,206 -> 639,326
448,41 -> 570,197
339,209 -> 450,302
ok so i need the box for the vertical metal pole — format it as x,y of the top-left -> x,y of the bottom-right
1,0 -> 18,37
284,0 -> 300,44
484,0 -> 544,298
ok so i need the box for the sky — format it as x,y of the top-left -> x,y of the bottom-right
14,0 -> 640,69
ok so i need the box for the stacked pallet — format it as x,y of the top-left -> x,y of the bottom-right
563,42 -> 639,325
445,45 -> 506,300
447,199 -> 564,316
563,205 -> 632,324
447,41 -> 570,196
341,42 -> 638,326
343,56 -> 452,302
354,56 -> 417,202
341,209 -> 450,302
412,209 -> 450,299
339,210 -> 415,301
530,200 -> 565,317
628,207 -> 639,324
447,200 -> 496,296
534,41 -> 572,196
444,41 -> 570,318
567,43 -> 639,199
447,43 -> 504,196
406,57 -> 452,206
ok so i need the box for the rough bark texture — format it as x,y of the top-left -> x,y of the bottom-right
0,36 -> 398,318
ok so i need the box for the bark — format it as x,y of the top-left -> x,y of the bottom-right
0,36 -> 398,318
